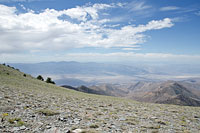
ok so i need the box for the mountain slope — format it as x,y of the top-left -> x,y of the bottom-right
61,85 -> 109,96
0,64 -> 200,132
128,81 -> 200,106
85,81 -> 200,106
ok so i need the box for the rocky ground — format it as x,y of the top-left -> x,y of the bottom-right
0,64 -> 200,132
0,86 -> 200,133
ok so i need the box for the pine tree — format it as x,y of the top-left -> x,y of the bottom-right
46,77 -> 55,84
37,75 -> 44,81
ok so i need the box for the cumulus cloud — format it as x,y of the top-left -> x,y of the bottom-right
0,4 -> 173,54
160,6 -> 180,11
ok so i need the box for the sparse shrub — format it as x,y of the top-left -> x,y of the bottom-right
89,124 -> 99,128
1,113 -> 9,122
37,109 -> 59,116
2,113 -> 9,117
8,118 -> 25,126
8,119 -> 15,124
37,75 -> 44,81
126,120 -> 136,125
23,74 -> 26,77
46,77 -> 55,84
8,118 -> 21,124
17,120 -> 25,126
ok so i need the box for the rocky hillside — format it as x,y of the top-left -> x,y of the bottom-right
0,64 -> 200,132
87,81 -> 200,106
61,85 -> 109,96
128,81 -> 200,106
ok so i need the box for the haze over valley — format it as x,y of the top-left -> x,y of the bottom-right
9,61 -> 200,86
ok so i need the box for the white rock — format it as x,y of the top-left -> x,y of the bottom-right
19,125 -> 26,130
44,127 -> 61,133
12,127 -> 20,132
46,125 -> 51,129
72,129 -> 83,133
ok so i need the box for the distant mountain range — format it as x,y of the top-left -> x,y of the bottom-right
62,80 -> 200,106
127,81 -> 200,106
9,61 -> 148,76
8,61 -> 200,86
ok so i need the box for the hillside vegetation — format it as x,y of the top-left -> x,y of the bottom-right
0,64 -> 200,132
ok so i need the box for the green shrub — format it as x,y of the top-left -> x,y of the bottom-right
37,109 -> 59,116
46,77 -> 55,84
37,75 -> 44,81
8,118 -> 24,126
89,124 -> 99,128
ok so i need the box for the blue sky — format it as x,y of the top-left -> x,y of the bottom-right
0,0 -> 200,63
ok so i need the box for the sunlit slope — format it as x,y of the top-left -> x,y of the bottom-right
0,64 -> 73,94
0,64 -> 200,132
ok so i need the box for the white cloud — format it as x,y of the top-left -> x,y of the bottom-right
63,4 -> 112,21
127,1 -> 151,11
0,4 -> 173,55
160,6 -> 180,11
122,48 -> 140,51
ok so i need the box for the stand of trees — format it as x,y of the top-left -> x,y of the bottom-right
36,75 -> 55,84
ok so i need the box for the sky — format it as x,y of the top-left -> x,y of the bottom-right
0,0 -> 200,63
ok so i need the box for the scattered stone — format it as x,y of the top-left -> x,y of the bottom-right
44,127 -> 61,133
71,129 -> 83,133
151,116 -> 158,119
157,120 -> 167,125
65,129 -> 71,133
12,127 -> 20,132
73,118 -> 81,124
46,125 -> 51,129
119,117 -> 126,121
38,122 -> 43,125
19,125 -> 26,130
